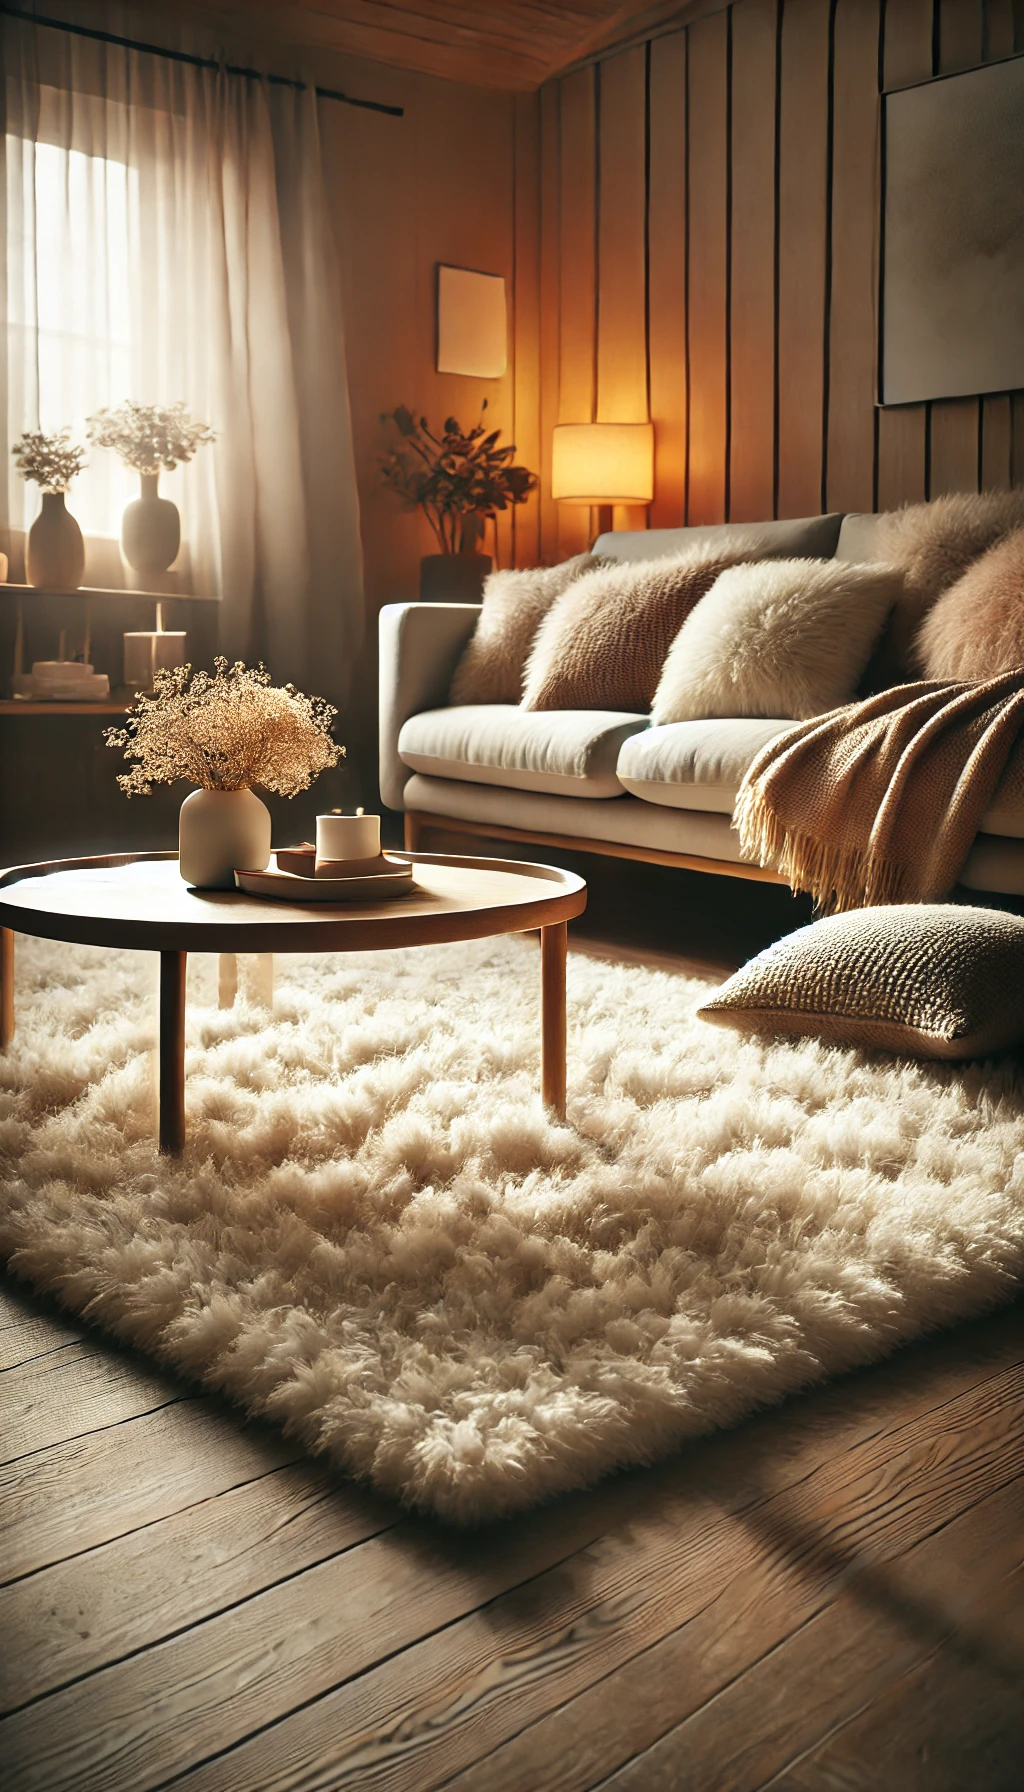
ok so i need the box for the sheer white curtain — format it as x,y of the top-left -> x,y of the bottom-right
1,13 -> 364,706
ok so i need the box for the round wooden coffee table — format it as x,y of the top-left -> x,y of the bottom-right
0,851 -> 587,1153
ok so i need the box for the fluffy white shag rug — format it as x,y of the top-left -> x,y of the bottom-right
3,933 -> 1024,1524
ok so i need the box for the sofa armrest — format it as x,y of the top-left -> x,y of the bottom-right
378,602 -> 480,810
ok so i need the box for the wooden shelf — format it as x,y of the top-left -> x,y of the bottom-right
0,583 -> 218,602
0,691 -> 132,717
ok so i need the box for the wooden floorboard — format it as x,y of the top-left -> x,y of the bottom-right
2,869 -> 1023,1789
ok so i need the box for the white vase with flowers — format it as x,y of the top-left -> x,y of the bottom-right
105,658 -> 344,888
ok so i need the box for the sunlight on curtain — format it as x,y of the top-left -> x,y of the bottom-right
1,14 -> 364,709
7,139 -> 138,536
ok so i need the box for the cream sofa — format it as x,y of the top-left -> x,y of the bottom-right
379,513 -> 1024,898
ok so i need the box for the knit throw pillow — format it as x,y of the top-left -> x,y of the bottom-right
916,528 -> 1024,681
521,542 -> 752,713
868,490 -> 1024,685
449,554 -> 600,706
698,905 -> 1024,1059
651,558 -> 902,724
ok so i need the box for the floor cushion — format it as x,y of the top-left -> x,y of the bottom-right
699,904 -> 1024,1058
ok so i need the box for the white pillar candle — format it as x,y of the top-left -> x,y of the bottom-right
315,810 -> 380,873
124,630 -> 187,688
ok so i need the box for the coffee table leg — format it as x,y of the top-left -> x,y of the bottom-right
540,922 -> 567,1120
218,953 -> 238,1010
159,950 -> 187,1155
1,927 -> 13,1049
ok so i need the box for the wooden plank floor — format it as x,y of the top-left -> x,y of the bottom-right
2,858 -> 1023,1790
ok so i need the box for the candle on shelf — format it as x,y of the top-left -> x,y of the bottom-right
315,807 -> 381,876
123,629 -> 187,688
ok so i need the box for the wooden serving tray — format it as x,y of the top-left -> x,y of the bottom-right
234,853 -> 415,902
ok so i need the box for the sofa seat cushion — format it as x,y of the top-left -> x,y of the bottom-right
397,705 -> 649,799
618,719 -> 1024,840
617,718 -> 794,812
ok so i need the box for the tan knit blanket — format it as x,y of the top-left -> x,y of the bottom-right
733,671 -> 1024,912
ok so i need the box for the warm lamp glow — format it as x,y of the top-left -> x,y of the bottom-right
551,422 -> 654,505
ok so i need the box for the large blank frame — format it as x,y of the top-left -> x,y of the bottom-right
880,55 -> 1024,406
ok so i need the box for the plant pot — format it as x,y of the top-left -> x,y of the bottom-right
178,787 -> 272,890
26,492 -> 85,591
419,553 -> 492,603
121,471 -> 181,576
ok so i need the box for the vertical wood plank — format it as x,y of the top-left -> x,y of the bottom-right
597,47 -> 648,424
928,0 -> 984,498
1013,394 -> 1024,487
982,3 -> 1013,492
729,0 -> 778,523
538,82 -> 562,562
596,46 -> 649,531
648,30 -> 688,529
983,0 -> 1016,57
939,0 -> 984,69
1012,392 -> 1024,488
686,9 -> 730,525
558,68 -> 598,555
981,395 -> 1012,491
876,0 -> 932,510
777,0 -> 830,519
513,91 -> 542,568
826,0 -> 880,515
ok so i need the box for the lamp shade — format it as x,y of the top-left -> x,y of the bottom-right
551,422 -> 654,505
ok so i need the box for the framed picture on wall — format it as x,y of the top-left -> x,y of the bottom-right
436,265 -> 507,378
880,55 -> 1024,405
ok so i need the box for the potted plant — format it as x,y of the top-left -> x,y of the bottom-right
87,400 -> 216,577
13,429 -> 88,591
105,658 -> 343,888
380,402 -> 538,601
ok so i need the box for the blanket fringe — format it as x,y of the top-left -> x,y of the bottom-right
733,780 -> 912,914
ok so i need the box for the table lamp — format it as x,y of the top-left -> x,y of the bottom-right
551,422 -> 654,535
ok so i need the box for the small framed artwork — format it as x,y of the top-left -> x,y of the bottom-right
436,264 -> 507,378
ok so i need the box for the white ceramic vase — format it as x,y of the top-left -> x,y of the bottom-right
27,491 -> 85,590
121,471 -> 181,576
178,788 -> 272,889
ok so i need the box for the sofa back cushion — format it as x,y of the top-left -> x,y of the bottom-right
449,553 -> 602,706
651,558 -> 903,723
592,513 -> 845,563
521,542 -> 755,713
917,527 -> 1024,681
857,491 -> 1024,685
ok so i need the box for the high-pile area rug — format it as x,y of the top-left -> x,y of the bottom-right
2,933 -> 1024,1523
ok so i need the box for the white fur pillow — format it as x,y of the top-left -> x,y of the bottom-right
652,558 -> 903,724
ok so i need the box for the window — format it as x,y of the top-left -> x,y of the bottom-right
6,137 -> 145,538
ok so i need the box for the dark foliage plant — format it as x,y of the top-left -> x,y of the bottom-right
380,401 -> 538,554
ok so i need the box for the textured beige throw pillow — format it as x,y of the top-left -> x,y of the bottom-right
521,541 -> 750,713
449,554 -> 600,706
870,489 -> 1024,684
652,558 -> 902,724
916,528 -> 1024,681
698,905 -> 1024,1059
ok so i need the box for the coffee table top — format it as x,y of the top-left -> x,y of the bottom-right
0,851 -> 587,952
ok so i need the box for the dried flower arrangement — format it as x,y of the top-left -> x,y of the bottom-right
87,401 -> 216,473
106,659 -> 342,797
380,401 -> 538,554
13,429 -> 87,492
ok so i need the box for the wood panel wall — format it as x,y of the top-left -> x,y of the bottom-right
523,0 -> 1024,563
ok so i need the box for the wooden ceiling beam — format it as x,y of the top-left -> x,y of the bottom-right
169,1 -> 732,94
